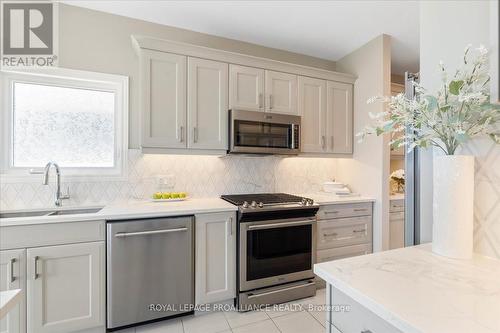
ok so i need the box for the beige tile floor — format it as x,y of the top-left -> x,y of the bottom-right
116,288 -> 327,333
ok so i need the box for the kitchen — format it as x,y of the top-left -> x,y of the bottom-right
1,1 -> 499,333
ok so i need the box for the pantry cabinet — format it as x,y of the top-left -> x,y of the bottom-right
195,212 -> 236,304
140,49 -> 187,149
229,65 -> 265,111
326,81 -> 353,154
188,58 -> 228,150
265,70 -> 298,115
26,242 -> 105,333
298,76 -> 327,153
0,249 -> 26,333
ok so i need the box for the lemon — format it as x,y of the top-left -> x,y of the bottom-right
171,193 -> 180,198
153,192 -> 163,199
162,192 -> 172,199
179,192 -> 187,198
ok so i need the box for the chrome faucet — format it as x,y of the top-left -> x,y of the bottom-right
30,162 -> 70,206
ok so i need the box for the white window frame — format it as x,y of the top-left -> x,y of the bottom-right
1,67 -> 129,182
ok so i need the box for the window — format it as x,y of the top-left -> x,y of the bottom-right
1,68 -> 128,179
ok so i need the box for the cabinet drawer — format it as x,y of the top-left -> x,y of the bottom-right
331,287 -> 402,333
0,220 -> 105,250
317,216 -> 372,250
317,203 -> 372,220
390,199 -> 404,213
317,244 -> 372,263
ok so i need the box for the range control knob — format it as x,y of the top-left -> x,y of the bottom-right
242,201 -> 249,208
307,198 -> 314,206
301,198 -> 308,206
258,202 -> 264,208
250,201 -> 257,208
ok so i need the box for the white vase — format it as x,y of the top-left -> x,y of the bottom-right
432,155 -> 475,259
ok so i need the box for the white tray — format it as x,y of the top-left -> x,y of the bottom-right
149,197 -> 189,202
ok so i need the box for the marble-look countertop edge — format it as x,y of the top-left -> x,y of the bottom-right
314,263 -> 421,333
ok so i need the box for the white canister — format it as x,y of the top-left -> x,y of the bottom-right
432,155 -> 475,259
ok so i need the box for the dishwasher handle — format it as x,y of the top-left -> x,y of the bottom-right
114,227 -> 187,238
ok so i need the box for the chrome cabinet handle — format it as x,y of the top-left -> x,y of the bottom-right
258,93 -> 263,109
269,95 -> 273,109
361,330 -> 373,333
193,127 -> 198,143
10,258 -> 16,283
323,232 -> 338,237
331,136 -> 334,149
229,217 -> 233,236
353,229 -> 367,233
324,211 -> 339,215
321,136 -> 326,149
33,256 -> 40,280
354,208 -> 368,212
115,227 -> 187,238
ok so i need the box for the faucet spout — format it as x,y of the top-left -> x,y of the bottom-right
42,162 -> 70,206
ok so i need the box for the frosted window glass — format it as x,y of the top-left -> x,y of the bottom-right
12,82 -> 115,167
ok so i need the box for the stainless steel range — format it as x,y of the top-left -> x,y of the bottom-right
220,193 -> 319,310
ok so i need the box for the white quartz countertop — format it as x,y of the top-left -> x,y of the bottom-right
299,192 -> 375,205
0,198 -> 237,226
0,289 -> 22,320
314,244 -> 500,333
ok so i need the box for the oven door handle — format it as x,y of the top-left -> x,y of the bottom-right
247,220 -> 313,230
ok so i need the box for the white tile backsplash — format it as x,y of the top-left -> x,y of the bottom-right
0,150 -> 338,210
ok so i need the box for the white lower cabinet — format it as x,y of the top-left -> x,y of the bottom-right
0,249 -> 26,333
195,212 -> 236,304
26,242 -> 105,333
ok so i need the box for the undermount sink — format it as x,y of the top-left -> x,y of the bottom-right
0,207 -> 103,219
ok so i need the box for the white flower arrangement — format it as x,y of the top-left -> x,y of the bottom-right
390,169 -> 405,181
358,45 -> 500,155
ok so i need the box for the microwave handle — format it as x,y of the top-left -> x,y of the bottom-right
291,124 -> 295,149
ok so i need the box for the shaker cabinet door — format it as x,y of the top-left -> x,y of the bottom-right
26,242 -> 104,333
140,50 -> 187,148
188,58 -> 228,150
265,70 -> 298,115
299,76 -> 327,153
195,212 -> 236,304
326,81 -> 353,154
0,249 -> 26,333
229,65 -> 264,112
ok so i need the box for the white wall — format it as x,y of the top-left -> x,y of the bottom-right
420,0 -> 500,257
336,35 -> 392,252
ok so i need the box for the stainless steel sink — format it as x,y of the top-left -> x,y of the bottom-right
0,207 -> 103,219
48,208 -> 102,216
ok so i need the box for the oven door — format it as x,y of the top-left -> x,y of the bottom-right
229,109 -> 300,155
239,217 -> 316,291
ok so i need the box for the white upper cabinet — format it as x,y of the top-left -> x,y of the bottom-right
188,58 -> 228,150
140,50 -> 187,148
265,70 -> 298,115
26,242 -> 104,333
298,76 -> 327,153
326,81 -> 353,154
229,65 -> 264,112
0,249 -> 26,333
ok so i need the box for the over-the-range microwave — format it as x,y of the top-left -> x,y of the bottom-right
228,109 -> 301,155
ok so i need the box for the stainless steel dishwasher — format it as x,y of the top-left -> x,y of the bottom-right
106,216 -> 194,330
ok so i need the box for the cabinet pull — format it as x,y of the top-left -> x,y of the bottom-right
361,331 -> 373,333
323,232 -> 338,237
331,136 -> 334,149
193,127 -> 198,143
269,95 -> 273,109
179,126 -> 184,142
321,136 -> 326,149
353,229 -> 367,233
10,258 -> 16,283
324,211 -> 339,215
353,208 -> 368,212
33,256 -> 40,280
259,93 -> 263,109
229,217 -> 233,236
